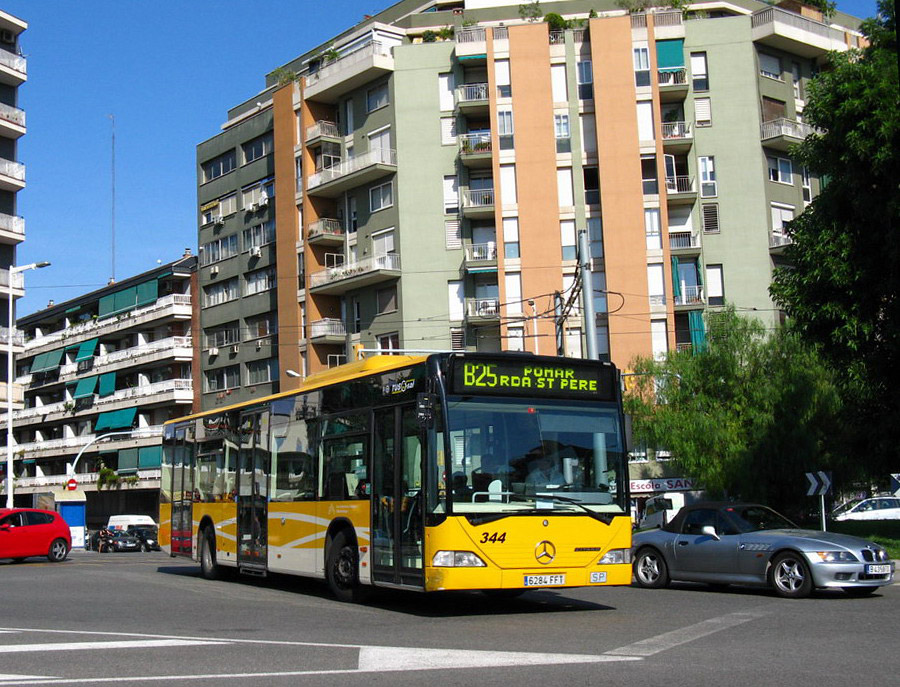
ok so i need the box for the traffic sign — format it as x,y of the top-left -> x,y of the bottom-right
805,471 -> 831,497
66,478 -> 78,491
891,474 -> 900,496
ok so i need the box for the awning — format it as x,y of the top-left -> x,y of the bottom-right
94,407 -> 137,432
30,349 -> 64,374
117,448 -> 139,474
138,445 -> 162,468
99,372 -> 116,397
74,338 -> 99,362
656,39 -> 685,70
72,375 -> 98,399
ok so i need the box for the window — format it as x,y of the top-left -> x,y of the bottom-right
242,179 -> 274,209
641,155 -> 658,195
201,193 -> 237,224
205,322 -> 240,349
651,319 -> 668,360
438,72 -> 455,111
557,167 -> 574,207
645,208 -> 661,250
647,263 -> 665,305
499,164 -> 517,205
770,203 -> 794,235
441,117 -> 457,145
200,234 -> 239,266
633,46 -> 651,87
372,228 -> 396,256
367,82 -> 389,112
445,219 -> 462,249
203,278 -> 239,308
554,113 -> 570,153
247,359 -> 278,386
343,97 -> 354,134
801,167 -> 812,204
443,175 -> 459,214
507,326 -> 525,351
706,264 -> 724,306
495,59 -> 511,98
695,98 -> 712,127
577,60 -> 593,100
690,52 -> 708,91
792,62 -> 802,99
498,109 -> 514,150
242,220 -> 276,251
348,196 -> 358,232
245,266 -> 277,296
551,63 -> 568,102
637,100 -> 655,141
560,220 -> 576,261
587,216 -> 603,259
448,281 -> 465,321
761,97 -> 787,122
378,332 -> 400,354
202,150 -> 236,183
702,203 -> 720,233
205,365 -> 239,392
370,181 -> 393,211
505,272 -> 522,315
245,313 -> 277,340
368,127 -> 391,153
450,328 -> 466,350
377,286 -> 397,314
580,113 -> 597,153
242,132 -> 274,164
698,156 -> 717,197
583,166 -> 599,205
503,217 -> 520,259
767,155 -> 793,184
759,53 -> 782,80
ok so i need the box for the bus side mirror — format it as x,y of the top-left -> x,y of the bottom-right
416,393 -> 436,428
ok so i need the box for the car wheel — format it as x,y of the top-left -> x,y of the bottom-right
769,552 -> 813,598
326,530 -> 367,603
199,528 -> 219,580
842,586 -> 877,597
633,547 -> 670,589
47,538 -> 69,563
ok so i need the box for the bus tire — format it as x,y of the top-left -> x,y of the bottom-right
326,530 -> 367,603
199,528 -> 219,580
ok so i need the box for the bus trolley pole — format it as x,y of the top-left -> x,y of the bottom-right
579,229 -> 599,362
67,431 -> 138,478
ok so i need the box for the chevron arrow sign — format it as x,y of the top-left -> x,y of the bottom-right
806,471 -> 832,497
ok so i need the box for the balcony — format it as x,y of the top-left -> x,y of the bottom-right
305,120 -> 341,146
674,285 -> 705,307
0,101 -> 25,139
461,188 -> 495,219
459,132 -> 493,167
306,148 -> 396,198
661,121 -> 693,153
0,157 -> 25,192
10,426 -> 165,459
12,468 -> 163,493
308,318 -> 347,344
657,69 -> 688,102
669,231 -> 701,252
0,268 -> 24,296
751,7 -> 849,58
455,28 -> 487,61
769,232 -> 793,253
464,242 -> 498,272
304,40 -> 394,103
308,253 -> 401,296
466,298 -> 500,322
760,118 -> 818,152
0,380 -> 22,405
0,212 -> 24,244
0,48 -> 26,86
455,83 -> 490,116
664,176 -> 697,204
307,218 -> 345,246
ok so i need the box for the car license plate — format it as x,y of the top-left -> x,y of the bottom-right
590,572 -> 607,584
524,574 -> 566,587
866,564 -> 890,574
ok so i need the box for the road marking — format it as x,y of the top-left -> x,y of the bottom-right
605,609 -> 770,657
0,678 -> 51,682
0,639 -> 228,654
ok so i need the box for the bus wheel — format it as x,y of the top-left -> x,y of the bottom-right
326,530 -> 366,603
199,528 -> 219,580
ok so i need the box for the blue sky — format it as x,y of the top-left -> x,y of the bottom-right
5,0 -> 880,316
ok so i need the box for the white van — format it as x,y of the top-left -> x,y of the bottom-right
106,515 -> 157,531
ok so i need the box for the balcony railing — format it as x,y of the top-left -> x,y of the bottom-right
456,28 -> 487,44
465,243 -> 498,262
0,269 -> 24,289
492,27 -> 509,41
674,285 -> 704,306
549,31 -> 566,45
669,231 -> 700,250
0,326 -> 23,346
307,218 -> 344,240
306,120 -> 340,141
0,157 -> 25,182
662,121 -> 692,140
307,147 -> 396,189
459,133 -> 492,155
14,468 -> 163,489
631,13 -> 648,28
770,232 -> 793,248
751,7 -> 843,42
665,176 -> 695,194
456,83 -> 489,104
11,427 -> 165,456
0,49 -> 26,75
100,336 -> 192,367
654,10 -> 683,26
675,342 -> 693,353
0,101 -> 25,127
309,253 -> 401,289
0,212 -> 24,236
309,318 -> 346,338
466,298 -> 500,318
94,378 -> 193,408
658,69 -> 687,86
461,188 -> 495,209
760,117 -> 818,141
308,40 -> 392,85
571,28 -> 587,43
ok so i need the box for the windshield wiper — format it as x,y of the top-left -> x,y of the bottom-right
461,493 -> 615,526
533,493 -> 616,525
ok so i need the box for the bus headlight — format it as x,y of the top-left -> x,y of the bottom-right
432,551 -> 487,567
599,549 -> 632,565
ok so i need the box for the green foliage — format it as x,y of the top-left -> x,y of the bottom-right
437,26 -> 455,39
803,0 -> 837,18
322,48 -> 341,62
769,0 -> 899,482
518,1 -> 542,22
625,308 -> 842,517
615,0 -> 687,12
589,9 -> 598,18
544,12 -> 569,31
270,67 -> 297,87
96,462 -> 120,490
422,30 -> 437,43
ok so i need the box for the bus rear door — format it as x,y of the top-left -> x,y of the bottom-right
236,409 -> 270,574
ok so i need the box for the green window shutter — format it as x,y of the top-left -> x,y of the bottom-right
138,445 -> 162,468
688,310 -> 707,352
72,376 -> 99,399
31,349 -> 65,373
656,39 -> 685,70
671,256 -> 681,299
98,294 -> 117,319
99,372 -> 117,397
117,448 -> 139,473
94,407 -> 137,432
113,286 -> 138,314
75,338 -> 99,362
136,279 -> 158,306
29,352 -> 48,373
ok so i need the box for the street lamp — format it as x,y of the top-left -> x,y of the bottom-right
5,261 -> 50,508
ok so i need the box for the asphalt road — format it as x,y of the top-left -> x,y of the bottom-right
1,549 -> 897,686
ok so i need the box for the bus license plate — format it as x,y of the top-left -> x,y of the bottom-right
590,572 -> 607,584
524,574 -> 566,587
866,564 -> 890,575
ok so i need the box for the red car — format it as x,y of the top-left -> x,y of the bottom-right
0,508 -> 71,563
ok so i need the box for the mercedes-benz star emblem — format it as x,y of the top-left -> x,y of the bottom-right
535,540 -> 556,565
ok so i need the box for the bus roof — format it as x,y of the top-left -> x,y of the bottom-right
166,354 -> 428,426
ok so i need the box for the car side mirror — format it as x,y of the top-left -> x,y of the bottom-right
0,523 -> 9,532
701,525 -> 720,541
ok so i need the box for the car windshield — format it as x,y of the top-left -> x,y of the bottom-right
832,499 -> 862,516
722,505 -> 797,533
440,397 -> 627,515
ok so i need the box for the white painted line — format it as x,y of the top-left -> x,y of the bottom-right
605,609 -> 770,657
357,645 -> 636,671
0,639 -> 227,654
0,677 -> 51,682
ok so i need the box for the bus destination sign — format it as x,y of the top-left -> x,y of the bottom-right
451,358 -> 615,400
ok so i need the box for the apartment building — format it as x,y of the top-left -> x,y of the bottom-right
1,253 -> 196,522
195,0 -> 864,411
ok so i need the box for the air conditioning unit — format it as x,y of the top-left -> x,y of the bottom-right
249,202 -> 259,212
250,246 -> 262,258
209,265 -> 219,276
256,340 -> 263,350
231,344 -> 240,354
208,347 -> 219,357
258,194 -> 269,207
213,215 -> 224,226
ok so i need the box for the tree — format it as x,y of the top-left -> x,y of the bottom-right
518,1 -> 542,22
625,309 -> 841,517
769,1 -> 899,480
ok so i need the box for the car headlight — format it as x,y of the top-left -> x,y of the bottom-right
814,551 -> 858,563
432,551 -> 487,567
599,549 -> 632,565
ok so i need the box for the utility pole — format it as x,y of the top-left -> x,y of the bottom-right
553,291 -> 564,356
579,229 -> 599,360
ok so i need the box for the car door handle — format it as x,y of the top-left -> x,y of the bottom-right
677,541 -> 689,546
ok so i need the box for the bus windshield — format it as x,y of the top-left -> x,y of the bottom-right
442,396 -> 626,515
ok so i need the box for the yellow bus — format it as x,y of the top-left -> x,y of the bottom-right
160,352 -> 632,601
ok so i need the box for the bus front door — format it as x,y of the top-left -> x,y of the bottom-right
372,404 -> 425,587
170,426 -> 194,556
236,409 -> 270,574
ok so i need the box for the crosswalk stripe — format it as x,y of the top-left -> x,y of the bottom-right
0,639 -> 227,654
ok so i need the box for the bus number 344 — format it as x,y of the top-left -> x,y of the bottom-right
479,532 -> 507,544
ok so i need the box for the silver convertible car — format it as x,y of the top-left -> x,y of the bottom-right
632,502 -> 894,598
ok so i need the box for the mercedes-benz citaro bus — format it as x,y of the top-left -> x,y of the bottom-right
160,352 -> 632,601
